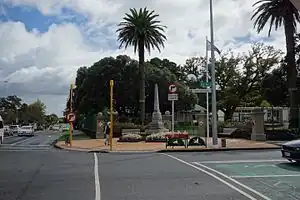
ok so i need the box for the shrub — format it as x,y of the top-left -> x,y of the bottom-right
118,115 -> 130,123
265,129 -> 299,141
114,122 -> 142,137
118,133 -> 143,142
230,129 -> 251,139
176,121 -> 192,127
59,133 -> 70,141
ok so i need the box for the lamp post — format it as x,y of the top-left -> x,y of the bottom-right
209,0 -> 218,146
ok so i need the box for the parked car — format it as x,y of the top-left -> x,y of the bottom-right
281,139 -> 300,163
51,124 -> 60,131
9,125 -> 19,135
18,126 -> 34,137
4,125 -> 11,136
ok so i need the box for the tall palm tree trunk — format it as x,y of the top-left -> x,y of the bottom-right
138,39 -> 145,126
284,17 -> 299,129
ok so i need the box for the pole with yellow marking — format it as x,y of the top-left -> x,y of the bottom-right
69,83 -> 74,147
109,80 -> 114,151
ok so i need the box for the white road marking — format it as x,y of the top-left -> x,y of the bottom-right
253,164 -> 276,168
193,162 -> 272,200
161,153 -> 257,200
94,153 -> 101,200
231,174 -> 300,178
196,159 -> 285,164
11,137 -> 35,146
274,181 -> 281,187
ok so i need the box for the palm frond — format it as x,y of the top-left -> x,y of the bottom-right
116,7 -> 167,54
251,0 -> 300,36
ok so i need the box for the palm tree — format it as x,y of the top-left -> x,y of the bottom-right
251,0 -> 300,128
116,7 -> 167,125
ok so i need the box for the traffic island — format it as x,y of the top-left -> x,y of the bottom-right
54,137 -> 280,153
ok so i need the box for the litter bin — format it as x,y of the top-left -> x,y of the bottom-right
221,138 -> 226,147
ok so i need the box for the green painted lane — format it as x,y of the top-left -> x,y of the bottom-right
204,161 -> 300,200
237,176 -> 300,200
210,162 -> 300,177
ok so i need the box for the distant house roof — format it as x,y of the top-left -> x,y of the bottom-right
193,104 -> 206,112
291,0 -> 300,10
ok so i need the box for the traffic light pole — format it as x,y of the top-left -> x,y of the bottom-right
69,84 -> 74,147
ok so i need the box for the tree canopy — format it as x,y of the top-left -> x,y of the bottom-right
69,42 -> 291,121
0,96 -> 51,125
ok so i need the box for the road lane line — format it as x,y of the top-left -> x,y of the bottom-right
197,159 -> 285,164
161,153 -> 257,200
94,153 -> 101,200
11,137 -> 35,146
231,174 -> 300,178
193,162 -> 271,200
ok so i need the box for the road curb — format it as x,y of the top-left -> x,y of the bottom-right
53,142 -> 64,150
53,141 -> 280,153
157,146 -> 281,153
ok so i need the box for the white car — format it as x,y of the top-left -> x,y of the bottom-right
51,124 -> 61,131
9,125 -> 19,135
18,126 -> 34,136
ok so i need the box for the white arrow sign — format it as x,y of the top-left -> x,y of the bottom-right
168,84 -> 177,93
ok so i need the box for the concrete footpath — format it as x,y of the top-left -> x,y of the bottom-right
55,137 -> 280,152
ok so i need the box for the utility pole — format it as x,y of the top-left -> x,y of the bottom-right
109,80 -> 114,151
209,0 -> 218,146
69,84 -> 74,147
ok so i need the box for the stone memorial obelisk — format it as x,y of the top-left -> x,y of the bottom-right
146,84 -> 169,134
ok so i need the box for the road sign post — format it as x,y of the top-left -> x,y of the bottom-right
109,80 -> 114,151
168,84 -> 178,133
69,84 -> 74,147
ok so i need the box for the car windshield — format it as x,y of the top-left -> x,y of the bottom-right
10,125 -> 18,129
22,126 -> 32,129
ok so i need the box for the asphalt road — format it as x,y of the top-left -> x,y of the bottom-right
1,130 -> 60,150
96,150 -> 286,200
2,148 -> 296,200
0,150 -> 94,200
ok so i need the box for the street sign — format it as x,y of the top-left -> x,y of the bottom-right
168,83 -> 177,93
168,93 -> 178,101
200,81 -> 211,87
67,113 -> 76,122
191,88 -> 211,93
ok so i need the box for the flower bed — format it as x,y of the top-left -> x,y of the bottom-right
118,133 -> 144,142
145,132 -> 168,142
145,131 -> 189,142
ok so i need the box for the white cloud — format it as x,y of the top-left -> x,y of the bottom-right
1,0 -> 291,115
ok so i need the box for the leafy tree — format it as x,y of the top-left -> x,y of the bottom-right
215,43 -> 281,120
116,7 -> 167,125
73,55 -> 196,120
261,62 -> 288,106
45,113 -> 59,125
260,100 -> 272,108
251,0 -> 300,128
26,99 -> 46,123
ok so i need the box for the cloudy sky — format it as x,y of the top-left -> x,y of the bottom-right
0,0 -> 290,116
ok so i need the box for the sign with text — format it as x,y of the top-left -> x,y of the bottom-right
191,88 -> 212,93
168,93 -> 178,101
